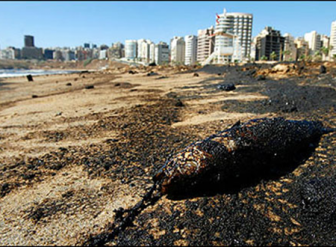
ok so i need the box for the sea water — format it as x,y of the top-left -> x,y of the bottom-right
0,69 -> 80,78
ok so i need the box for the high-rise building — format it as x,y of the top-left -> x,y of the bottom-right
137,39 -> 147,62
304,31 -> 321,55
62,49 -> 75,61
24,35 -> 34,47
137,39 -> 153,63
0,48 -> 15,59
44,49 -> 54,60
283,33 -> 297,61
255,26 -> 285,61
184,35 -> 198,65
99,50 -> 108,59
197,26 -> 215,63
170,36 -> 185,65
294,37 -> 309,60
330,21 -> 336,59
53,50 -> 63,61
155,42 -> 169,65
108,42 -> 124,59
125,40 -> 137,60
214,9 -> 253,63
0,47 -> 21,59
75,48 -> 86,61
21,35 -> 43,59
320,34 -> 330,48
149,42 -> 156,63
250,41 -> 256,61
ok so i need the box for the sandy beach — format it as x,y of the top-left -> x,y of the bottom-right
0,61 -> 335,245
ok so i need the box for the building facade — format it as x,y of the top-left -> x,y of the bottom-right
170,36 -> 185,65
214,9 -> 253,63
184,35 -> 198,65
21,35 -> 43,59
108,42 -> 124,59
283,33 -> 297,61
21,47 -> 43,60
125,40 -> 137,60
24,35 -> 35,47
62,49 -> 75,61
155,42 -> 169,65
196,26 -> 215,63
43,49 -> 54,60
304,31 -> 321,55
149,42 -> 156,63
294,37 -> 309,60
137,39 -> 147,62
0,48 -> 15,59
255,26 -> 285,61
330,21 -> 336,59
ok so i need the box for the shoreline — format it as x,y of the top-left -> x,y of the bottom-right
0,68 -> 96,79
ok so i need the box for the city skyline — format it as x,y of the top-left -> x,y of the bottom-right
1,1 -> 336,49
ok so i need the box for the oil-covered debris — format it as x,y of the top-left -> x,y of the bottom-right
81,117 -> 334,246
217,83 -> 236,91
319,65 -> 327,74
174,99 -> 184,107
300,177 -> 336,223
154,117 -> 333,196
85,85 -> 94,89
221,79 -> 336,115
147,71 -> 158,76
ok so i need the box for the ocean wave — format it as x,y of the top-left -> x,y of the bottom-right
0,69 -> 79,78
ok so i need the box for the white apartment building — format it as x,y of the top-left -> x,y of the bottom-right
99,50 -> 107,60
197,26 -> 215,63
149,42 -> 155,63
137,39 -> 146,61
320,35 -> 330,48
304,31 -> 321,55
184,35 -> 198,65
141,42 -> 150,63
330,21 -> 336,58
250,41 -> 256,61
125,40 -> 137,60
155,42 -> 169,65
0,48 -> 15,59
170,36 -> 185,65
283,33 -> 297,61
137,39 -> 152,63
214,9 -> 253,63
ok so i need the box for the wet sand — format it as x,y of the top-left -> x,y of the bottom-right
0,62 -> 335,245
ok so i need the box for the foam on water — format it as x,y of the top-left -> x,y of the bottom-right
0,69 -> 79,78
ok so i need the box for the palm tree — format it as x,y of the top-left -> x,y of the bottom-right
319,46 -> 331,61
282,50 -> 291,61
270,51 -> 277,61
260,55 -> 268,61
313,50 -> 322,61
306,55 -> 313,62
